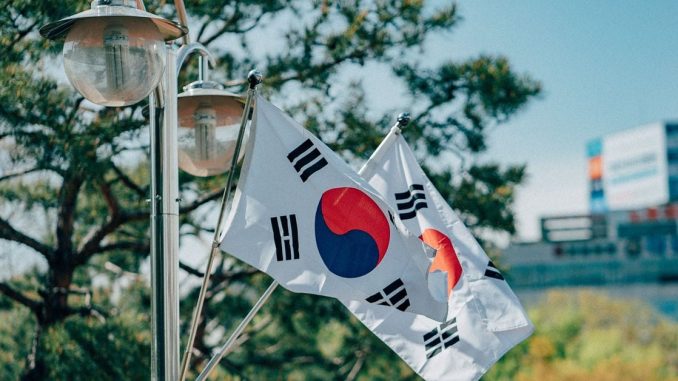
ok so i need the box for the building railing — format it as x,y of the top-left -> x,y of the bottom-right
506,257 -> 678,289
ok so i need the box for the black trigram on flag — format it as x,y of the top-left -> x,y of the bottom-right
394,184 -> 427,220
270,214 -> 299,261
484,260 -> 504,280
287,139 -> 328,182
365,278 -> 410,311
423,317 -> 459,359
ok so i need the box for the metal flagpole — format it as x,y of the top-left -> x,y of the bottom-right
194,112 -> 412,381
178,70 -> 262,381
195,280 -> 279,381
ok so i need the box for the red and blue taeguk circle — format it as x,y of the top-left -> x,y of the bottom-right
315,187 -> 390,278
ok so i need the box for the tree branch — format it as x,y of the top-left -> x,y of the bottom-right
201,4 -> 243,46
55,175 -> 84,256
64,97 -> 84,128
76,210 -> 148,264
0,167 -> 42,182
179,188 -> 225,215
0,282 -> 41,313
267,52 -> 366,88
0,217 -> 53,260
196,18 -> 211,42
68,303 -> 109,321
201,3 -> 280,47
206,268 -> 259,298
110,164 -> 146,198
180,261 -> 205,277
2,20 -> 38,56
98,181 -> 120,217
346,351 -> 366,381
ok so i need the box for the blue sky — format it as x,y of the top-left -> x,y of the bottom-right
422,0 -> 678,240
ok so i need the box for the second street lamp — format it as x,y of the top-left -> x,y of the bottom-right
177,68 -> 246,177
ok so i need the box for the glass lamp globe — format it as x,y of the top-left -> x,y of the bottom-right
39,0 -> 187,107
177,81 -> 246,177
63,17 -> 166,107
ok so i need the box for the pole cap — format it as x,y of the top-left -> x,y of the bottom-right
248,70 -> 263,89
397,112 -> 411,127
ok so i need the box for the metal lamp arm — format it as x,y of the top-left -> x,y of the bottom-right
176,42 -> 217,82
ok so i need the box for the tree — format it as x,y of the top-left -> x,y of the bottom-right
484,290 -> 678,381
0,0 -> 540,379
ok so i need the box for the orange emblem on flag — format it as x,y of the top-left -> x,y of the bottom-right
420,228 -> 463,295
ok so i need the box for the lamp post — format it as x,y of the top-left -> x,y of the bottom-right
39,1 -> 252,379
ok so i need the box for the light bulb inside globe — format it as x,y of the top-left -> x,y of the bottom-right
63,17 -> 166,107
103,24 -> 130,92
194,104 -> 218,161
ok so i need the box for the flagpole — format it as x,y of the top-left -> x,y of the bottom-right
194,280 -> 279,381
194,112 -> 411,380
178,70 -> 262,381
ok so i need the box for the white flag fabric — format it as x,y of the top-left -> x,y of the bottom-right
342,131 -> 533,380
220,96 -> 448,321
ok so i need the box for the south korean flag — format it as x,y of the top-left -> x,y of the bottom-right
220,95 -> 448,321
342,132 -> 533,380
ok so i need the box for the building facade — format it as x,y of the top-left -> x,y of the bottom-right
588,121 -> 678,213
503,122 -> 678,319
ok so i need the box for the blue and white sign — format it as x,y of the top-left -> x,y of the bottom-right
602,123 -> 668,211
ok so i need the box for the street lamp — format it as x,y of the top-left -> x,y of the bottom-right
40,2 -> 188,380
176,61 -> 246,177
38,2 -> 255,380
39,0 -> 186,106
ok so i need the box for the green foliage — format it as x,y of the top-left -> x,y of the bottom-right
0,310 -> 151,381
38,313 -> 150,381
484,290 -> 678,381
0,307 -> 35,380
